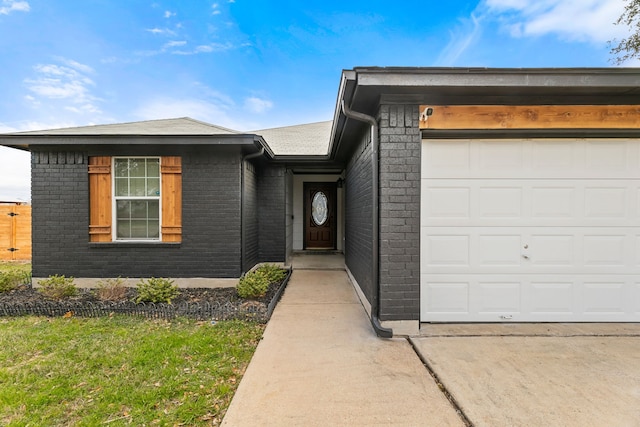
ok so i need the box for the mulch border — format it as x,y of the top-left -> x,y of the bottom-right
0,269 -> 293,323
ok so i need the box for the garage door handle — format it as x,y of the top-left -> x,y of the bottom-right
522,254 -> 529,259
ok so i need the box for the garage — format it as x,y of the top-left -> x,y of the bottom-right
420,138 -> 640,322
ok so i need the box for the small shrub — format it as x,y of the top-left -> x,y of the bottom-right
135,277 -> 179,304
0,271 -> 23,293
256,264 -> 287,284
0,265 -> 31,292
94,277 -> 128,302
237,272 -> 269,299
37,275 -> 78,300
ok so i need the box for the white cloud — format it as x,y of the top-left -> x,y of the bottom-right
172,42 -> 234,55
164,40 -> 187,48
146,27 -> 176,36
164,10 -> 175,18
436,13 -> 484,66
482,0 -> 627,43
244,97 -> 273,114
23,58 -> 102,115
0,0 -> 30,15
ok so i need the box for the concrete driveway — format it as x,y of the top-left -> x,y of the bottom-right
412,325 -> 640,426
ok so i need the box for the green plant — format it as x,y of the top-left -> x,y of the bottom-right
135,277 -> 179,304
37,275 -> 78,300
256,264 -> 287,284
0,262 -> 31,292
237,272 -> 269,299
94,277 -> 128,302
0,317 -> 263,426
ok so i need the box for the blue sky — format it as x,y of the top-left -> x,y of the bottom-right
0,0 -> 636,200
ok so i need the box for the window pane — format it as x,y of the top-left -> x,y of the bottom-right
130,200 -> 148,219
115,178 -> 129,197
116,200 -> 131,218
130,220 -> 148,238
130,178 -> 146,196
147,178 -> 160,196
148,200 -> 159,219
115,159 -> 129,178
129,159 -> 146,177
147,159 -> 160,177
116,220 -> 131,238
148,220 -> 160,238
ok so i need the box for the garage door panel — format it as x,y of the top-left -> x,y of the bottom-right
583,235 -> 628,266
423,235 -> 469,267
528,282 -> 575,314
423,227 -> 637,274
529,235 -> 574,266
422,276 -> 638,322
478,187 -> 522,218
423,187 -> 470,219
584,187 -> 627,218
424,139 -> 640,179
421,138 -> 640,322
478,235 -> 522,266
475,282 -> 521,314
583,282 -> 626,314
424,180 -> 640,227
422,279 -> 469,314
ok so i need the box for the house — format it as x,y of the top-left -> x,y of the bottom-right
2,67 -> 640,336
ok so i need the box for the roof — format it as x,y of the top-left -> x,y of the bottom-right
9,117 -> 240,136
329,67 -> 640,161
250,121 -> 332,156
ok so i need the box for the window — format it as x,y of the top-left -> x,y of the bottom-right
88,156 -> 182,243
114,158 -> 161,240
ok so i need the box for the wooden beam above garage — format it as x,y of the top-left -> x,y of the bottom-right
419,105 -> 640,130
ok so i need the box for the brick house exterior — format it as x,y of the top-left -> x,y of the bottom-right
3,67 -> 640,336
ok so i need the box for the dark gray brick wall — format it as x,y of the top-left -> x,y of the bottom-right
243,160 -> 259,272
345,129 -> 374,304
31,145 -> 244,279
258,164 -> 285,263
378,104 -> 421,321
285,170 -> 294,262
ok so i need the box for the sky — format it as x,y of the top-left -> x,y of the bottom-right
0,0 -> 637,201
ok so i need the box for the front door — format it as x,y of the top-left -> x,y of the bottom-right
304,182 -> 336,249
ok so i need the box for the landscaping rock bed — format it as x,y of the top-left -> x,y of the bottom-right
0,269 -> 291,323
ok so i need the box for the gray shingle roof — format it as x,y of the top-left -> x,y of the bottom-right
3,117 -> 333,157
9,117 -> 240,136
250,121 -> 332,156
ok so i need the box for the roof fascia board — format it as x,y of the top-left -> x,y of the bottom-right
354,68 -> 640,89
0,134 -> 264,150
328,70 -> 357,160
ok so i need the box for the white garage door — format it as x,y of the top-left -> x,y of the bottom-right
420,139 -> 640,322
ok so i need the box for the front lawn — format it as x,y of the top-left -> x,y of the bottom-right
0,316 -> 263,426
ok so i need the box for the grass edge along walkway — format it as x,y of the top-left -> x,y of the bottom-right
0,316 -> 263,426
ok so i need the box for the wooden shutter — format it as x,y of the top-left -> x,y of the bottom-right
161,156 -> 182,242
88,156 -> 112,242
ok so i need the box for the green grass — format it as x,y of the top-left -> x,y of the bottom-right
0,316 -> 264,426
0,261 -> 31,275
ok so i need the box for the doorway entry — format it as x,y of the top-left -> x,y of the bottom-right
303,182 -> 337,249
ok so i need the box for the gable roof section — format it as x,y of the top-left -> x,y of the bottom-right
9,117 -> 240,136
250,121 -> 332,156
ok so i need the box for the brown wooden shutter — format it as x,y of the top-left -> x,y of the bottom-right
161,156 -> 182,242
88,156 -> 112,242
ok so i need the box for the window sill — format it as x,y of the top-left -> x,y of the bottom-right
88,242 -> 181,249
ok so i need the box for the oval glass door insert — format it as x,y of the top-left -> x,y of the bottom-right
312,191 -> 328,226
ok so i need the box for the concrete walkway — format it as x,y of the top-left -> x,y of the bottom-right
222,269 -> 463,426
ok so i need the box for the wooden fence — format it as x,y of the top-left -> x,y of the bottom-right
0,204 -> 31,261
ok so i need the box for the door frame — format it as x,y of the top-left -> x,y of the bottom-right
303,181 -> 337,250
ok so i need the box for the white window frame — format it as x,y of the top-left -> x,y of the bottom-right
112,156 -> 163,242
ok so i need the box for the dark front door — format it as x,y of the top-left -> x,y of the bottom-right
304,182 -> 336,249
